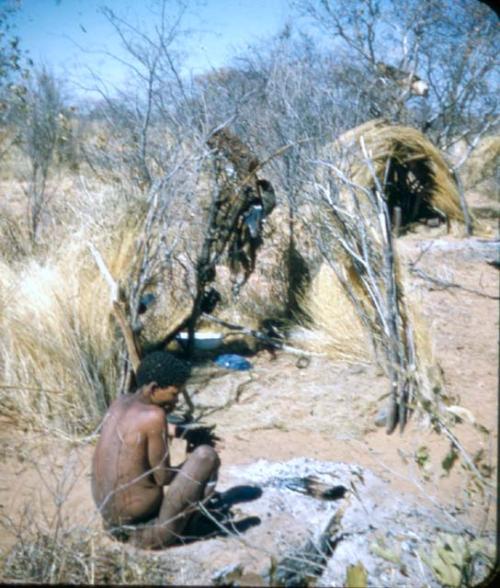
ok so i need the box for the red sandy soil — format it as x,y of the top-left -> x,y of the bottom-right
0,216 -> 497,571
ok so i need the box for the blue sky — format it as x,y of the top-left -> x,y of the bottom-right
11,0 -> 292,96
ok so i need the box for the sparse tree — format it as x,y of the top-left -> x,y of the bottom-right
17,68 -> 67,244
295,0 -> 499,149
0,0 -> 31,160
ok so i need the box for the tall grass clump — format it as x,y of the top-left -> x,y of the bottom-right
0,182 -> 155,435
0,252 -> 119,435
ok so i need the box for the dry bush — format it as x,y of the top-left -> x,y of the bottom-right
0,174 -> 153,434
0,143 -> 287,434
0,206 -> 28,262
0,460 -> 177,587
0,195 -> 195,436
1,524 -> 176,585
0,252 -> 120,435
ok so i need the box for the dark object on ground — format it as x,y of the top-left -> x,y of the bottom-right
282,476 -> 348,501
214,354 -> 252,371
200,287 -> 221,314
180,485 -> 263,545
296,356 -> 310,369
209,485 -> 263,509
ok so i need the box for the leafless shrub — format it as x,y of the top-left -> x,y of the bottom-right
0,450 -> 178,585
296,0 -> 499,150
14,68 -> 70,244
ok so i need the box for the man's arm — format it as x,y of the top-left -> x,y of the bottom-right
146,412 -> 177,486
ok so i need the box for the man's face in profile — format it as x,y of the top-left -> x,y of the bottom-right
151,384 -> 183,409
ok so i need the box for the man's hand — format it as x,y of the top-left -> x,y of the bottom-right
167,422 -> 177,439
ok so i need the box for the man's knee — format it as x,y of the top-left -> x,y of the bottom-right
191,445 -> 220,471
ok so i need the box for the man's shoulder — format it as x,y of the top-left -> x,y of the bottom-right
109,395 -> 159,417
108,395 -> 166,428
133,403 -> 166,429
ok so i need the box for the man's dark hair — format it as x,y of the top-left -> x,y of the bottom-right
136,351 -> 191,388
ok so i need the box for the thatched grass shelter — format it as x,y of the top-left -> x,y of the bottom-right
293,120 -> 466,431
326,119 -> 468,230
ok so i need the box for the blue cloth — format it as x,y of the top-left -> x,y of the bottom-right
214,354 -> 252,371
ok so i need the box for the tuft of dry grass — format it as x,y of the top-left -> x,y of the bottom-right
0,252 -> 120,435
1,522 -> 177,585
0,175 -> 155,435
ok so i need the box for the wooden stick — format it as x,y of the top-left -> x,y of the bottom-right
88,242 -> 119,303
88,243 -> 142,372
392,206 -> 402,237
410,267 -> 499,300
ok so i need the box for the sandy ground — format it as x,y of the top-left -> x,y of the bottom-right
0,206 -> 498,582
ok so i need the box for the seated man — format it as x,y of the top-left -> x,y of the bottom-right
91,351 -> 220,549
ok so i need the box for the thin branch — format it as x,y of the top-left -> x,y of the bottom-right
410,267 -> 499,300
87,243 -> 142,372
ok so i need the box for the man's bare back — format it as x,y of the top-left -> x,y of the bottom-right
91,351 -> 220,548
92,392 -> 171,525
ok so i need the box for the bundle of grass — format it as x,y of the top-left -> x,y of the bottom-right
324,119 -> 468,232
0,181 -> 172,435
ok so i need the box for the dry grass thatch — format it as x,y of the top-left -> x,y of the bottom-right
328,119 -> 466,227
300,123 -> 455,431
290,263 -> 372,363
293,261 -> 439,385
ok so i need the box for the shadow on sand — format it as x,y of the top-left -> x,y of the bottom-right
177,485 -> 263,545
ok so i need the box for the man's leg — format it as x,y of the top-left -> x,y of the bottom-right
132,445 -> 220,549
